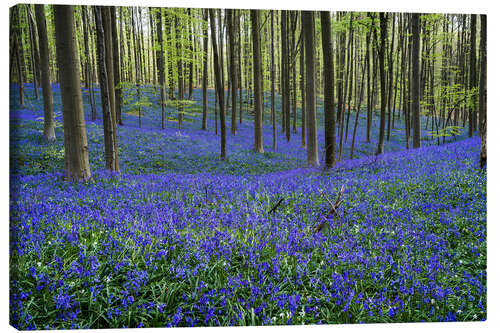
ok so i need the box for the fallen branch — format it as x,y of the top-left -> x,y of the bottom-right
314,186 -> 345,234
268,197 -> 284,214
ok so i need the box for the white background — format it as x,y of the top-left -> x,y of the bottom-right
1,0 -> 497,332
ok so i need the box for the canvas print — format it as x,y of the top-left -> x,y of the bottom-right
9,2 -> 487,330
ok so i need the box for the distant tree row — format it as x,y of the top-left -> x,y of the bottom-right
9,5 -> 487,180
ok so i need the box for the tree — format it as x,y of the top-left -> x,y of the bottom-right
227,9 -> 238,135
376,12 -> 388,155
94,6 -> 120,172
479,14 -> 486,168
209,9 -> 226,159
468,14 -> 477,137
110,7 -> 123,126
251,10 -> 264,153
53,5 -> 91,181
270,10 -> 277,151
201,9 -> 208,130
302,10 -> 319,167
175,12 -> 184,130
155,8 -> 166,130
320,11 -> 335,168
411,13 -> 421,149
12,6 -> 25,108
281,10 -> 290,141
34,4 -> 55,141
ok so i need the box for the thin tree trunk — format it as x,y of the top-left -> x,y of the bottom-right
376,13 -> 387,155
321,11 -> 335,168
176,13 -> 184,130
227,9 -> 238,135
271,10 -> 277,151
479,14 -> 486,167
251,9 -> 264,153
281,10 -> 290,141
35,4 -> 55,141
202,9 -> 209,130
411,13 -> 421,149
156,8 -> 166,130
303,11 -> 319,166
209,9 -> 226,159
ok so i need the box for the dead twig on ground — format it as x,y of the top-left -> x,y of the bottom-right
314,186 -> 345,234
268,197 -> 284,214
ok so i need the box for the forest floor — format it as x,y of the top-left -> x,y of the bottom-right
9,83 -> 486,329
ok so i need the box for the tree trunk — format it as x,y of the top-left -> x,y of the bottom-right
26,5 -> 39,100
227,9 -> 238,135
202,9 -> 208,130
271,10 -> 277,151
156,8 -> 166,130
300,22 -> 306,149
34,4 -> 55,141
176,13 -> 184,130
302,11 -> 319,167
321,11 -> 335,168
479,14 -> 486,168
376,13 -> 387,155
14,6 -> 25,108
209,9 -> 226,159
95,6 -> 120,173
411,13 -> 421,149
251,10 -> 264,153
54,5 -> 91,181
468,14 -> 477,137
110,7 -> 123,126
281,10 -> 291,141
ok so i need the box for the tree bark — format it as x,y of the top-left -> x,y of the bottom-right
110,7 -> 123,126
35,4 -> 55,141
209,9 -> 226,159
156,8 -> 166,130
411,13 -> 421,149
95,6 -> 120,172
227,9 -> 238,135
271,10 -> 277,151
479,15 -> 486,168
251,10 -> 264,153
376,12 -> 388,155
202,9 -> 208,130
468,14 -> 477,137
302,11 -> 319,166
321,11 -> 335,168
54,5 -> 91,181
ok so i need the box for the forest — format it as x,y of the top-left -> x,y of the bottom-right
9,3 -> 486,330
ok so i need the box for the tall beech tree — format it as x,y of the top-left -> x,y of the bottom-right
110,7 -> 123,126
34,4 -> 55,141
270,10 -> 277,151
202,9 -> 209,130
54,5 -> 91,181
302,10 -> 319,167
227,9 -> 238,135
468,14 -> 477,137
479,14 -> 486,168
251,9 -> 264,153
321,11 -> 335,168
411,13 -> 421,149
95,6 -> 120,172
155,8 -> 166,130
281,10 -> 290,141
209,9 -> 226,159
376,12 -> 388,155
